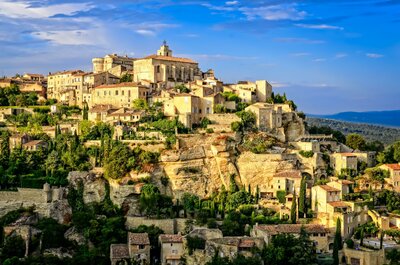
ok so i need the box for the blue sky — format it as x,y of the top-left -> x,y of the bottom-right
0,0 -> 399,114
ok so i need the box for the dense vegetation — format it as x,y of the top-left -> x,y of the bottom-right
306,117 -> 400,144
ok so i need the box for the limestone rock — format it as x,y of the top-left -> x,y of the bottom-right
64,227 -> 85,246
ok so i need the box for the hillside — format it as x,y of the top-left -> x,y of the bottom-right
306,117 -> 400,145
308,110 -> 400,127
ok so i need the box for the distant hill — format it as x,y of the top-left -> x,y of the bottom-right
306,117 -> 400,145
308,110 -> 400,128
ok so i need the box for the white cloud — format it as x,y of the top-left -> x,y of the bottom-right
313,58 -> 326,62
296,24 -> 344,30
335,53 -> 348,58
32,29 -> 104,45
366,53 -> 384,58
240,4 -> 307,21
274,38 -> 325,44
135,29 -> 156,36
225,1 -> 239,6
290,52 -> 310,57
176,53 -> 258,61
270,81 -> 289,88
0,0 -> 94,19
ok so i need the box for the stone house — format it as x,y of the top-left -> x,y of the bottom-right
159,234 -> 184,265
133,42 -> 201,85
330,153 -> 358,175
128,233 -> 151,264
205,236 -> 264,260
110,232 -> 151,265
22,140 -> 48,151
9,133 -> 31,150
92,53 -> 135,76
250,223 -> 331,253
91,82 -> 150,108
311,185 -> 371,239
379,163 -> 400,192
245,103 -> 283,132
223,80 -> 272,103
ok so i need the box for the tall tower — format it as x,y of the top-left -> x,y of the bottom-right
157,41 -> 173,57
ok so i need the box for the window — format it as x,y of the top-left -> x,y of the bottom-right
122,90 -> 124,96
104,91 -> 106,96
115,90 -> 118,96
138,245 -> 144,249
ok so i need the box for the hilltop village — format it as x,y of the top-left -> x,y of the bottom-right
0,43 -> 400,265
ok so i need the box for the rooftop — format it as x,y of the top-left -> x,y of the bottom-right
319,185 -> 341,192
95,82 -> 143,89
159,234 -> 183,244
384,164 -> 400,170
209,237 -> 259,247
110,244 -> 129,259
23,140 -> 46,147
328,201 -> 349,208
128,232 -> 150,245
143,54 -> 197,64
254,224 -> 328,235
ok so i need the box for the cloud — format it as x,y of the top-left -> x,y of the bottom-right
313,58 -> 326,62
0,1 -> 94,19
335,53 -> 348,58
290,52 -> 310,57
32,29 -> 105,45
225,1 -> 239,6
274,37 -> 325,44
366,53 -> 384,58
240,4 -> 307,21
295,23 -> 344,30
135,29 -> 156,36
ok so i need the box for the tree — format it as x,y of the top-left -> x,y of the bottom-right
386,249 -> 400,265
298,177 -> 307,218
139,184 -> 160,216
104,142 -> 133,179
181,192 -> 200,216
132,99 -> 148,110
120,73 -> 133,82
346,133 -> 366,151
236,110 -> 256,131
229,174 -> 238,193
290,192 -> 297,224
333,218 -> 342,265
82,104 -> 88,120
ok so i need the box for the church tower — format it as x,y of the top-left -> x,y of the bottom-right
157,41 -> 173,57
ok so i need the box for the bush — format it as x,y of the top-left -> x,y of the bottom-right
276,190 -> 286,203
186,236 -> 206,255
299,150 -> 314,158
345,239 -> 354,249
231,121 -> 242,132
206,128 -> 214,133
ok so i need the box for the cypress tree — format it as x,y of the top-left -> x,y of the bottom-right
290,191 -> 297,224
299,177 -> 307,218
333,218 -> 342,265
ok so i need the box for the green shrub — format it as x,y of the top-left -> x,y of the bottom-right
276,190 -> 286,203
299,150 -> 314,158
206,128 -> 214,133
186,236 -> 206,255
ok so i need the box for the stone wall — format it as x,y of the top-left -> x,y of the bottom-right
84,140 -> 165,152
125,217 -> 189,234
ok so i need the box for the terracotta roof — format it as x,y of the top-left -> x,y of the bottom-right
110,244 -> 129,259
95,82 -> 143,89
165,255 -> 182,260
144,54 -> 197,64
384,164 -> 400,170
319,185 -> 341,192
23,140 -> 46,147
159,234 -> 183,243
89,104 -> 117,113
238,239 -> 255,248
339,153 -> 357,157
274,170 -> 302,179
328,201 -> 349,208
128,232 -> 150,245
48,70 -> 84,76
340,180 -> 354,185
255,224 -> 328,235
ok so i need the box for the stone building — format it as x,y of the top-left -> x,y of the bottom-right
251,223 -> 331,253
110,233 -> 151,264
92,53 -> 135,77
0,74 -> 47,99
330,153 -> 358,175
90,82 -> 150,108
224,80 -> 272,103
245,103 -> 283,131
205,236 -> 264,260
159,234 -> 184,265
133,42 -> 201,86
379,163 -> 400,192
311,184 -> 371,239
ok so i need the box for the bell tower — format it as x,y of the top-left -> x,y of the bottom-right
157,40 -> 173,57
